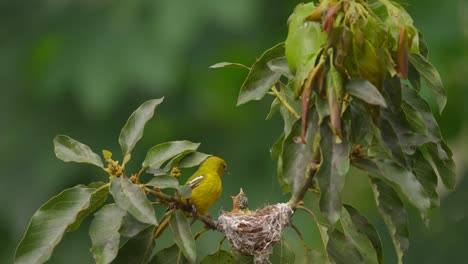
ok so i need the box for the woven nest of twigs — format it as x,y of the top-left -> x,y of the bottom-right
217,203 -> 293,263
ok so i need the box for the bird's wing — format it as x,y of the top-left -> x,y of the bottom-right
186,175 -> 205,189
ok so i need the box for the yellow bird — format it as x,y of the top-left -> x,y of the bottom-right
184,156 -> 228,215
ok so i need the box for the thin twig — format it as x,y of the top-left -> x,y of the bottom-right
271,85 -> 300,119
135,166 -> 148,184
95,183 -> 110,193
144,187 -> 218,230
291,224 -> 310,263
194,227 -> 210,240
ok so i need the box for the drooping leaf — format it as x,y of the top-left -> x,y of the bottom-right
344,205 -> 383,264
270,238 -> 296,264
201,250 -> 236,264
339,206 -> 380,264
327,229 -> 365,264
316,122 -> 350,225
67,182 -> 109,232
279,87 -> 301,137
281,112 -> 318,195
426,142 -> 456,190
89,204 -> 127,264
326,62 -> 345,140
146,175 -> 179,189
270,132 -> 285,160
177,185 -> 192,199
110,177 -> 158,225
112,225 -> 156,264
345,79 -> 387,108
267,57 -> 294,79
411,150 -> 439,209
169,210 -> 197,264
119,98 -> 164,156
209,62 -> 249,70
409,53 -> 446,113
401,85 -> 441,141
285,2 -> 326,71
237,43 -> 285,106
53,135 -> 103,168
378,117 -> 408,167
370,179 -> 409,264
266,97 -> 281,120
142,141 -> 200,169
15,184 -> 106,264
401,101 -> 427,135
353,158 -> 431,219
149,244 -> 188,264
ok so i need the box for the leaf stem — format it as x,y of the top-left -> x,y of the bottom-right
271,85 -> 300,119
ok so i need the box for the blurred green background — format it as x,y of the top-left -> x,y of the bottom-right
1,0 -> 466,263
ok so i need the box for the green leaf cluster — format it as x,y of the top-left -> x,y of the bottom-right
15,98 -> 215,264
215,0 -> 455,262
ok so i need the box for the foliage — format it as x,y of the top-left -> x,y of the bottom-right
14,0 -> 454,263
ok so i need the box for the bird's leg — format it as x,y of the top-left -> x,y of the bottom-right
189,205 -> 198,225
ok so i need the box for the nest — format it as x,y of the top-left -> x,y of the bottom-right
217,203 -> 293,263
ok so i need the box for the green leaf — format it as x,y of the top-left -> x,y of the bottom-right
316,122 -> 350,225
281,112 -> 318,195
285,2 -> 326,71
339,206 -> 380,264
67,182 -> 109,232
237,43 -> 284,106
327,229 -> 365,264
89,204 -> 126,264
267,57 -> 294,79
279,87 -> 301,137
53,135 -> 103,168
270,239 -> 296,264
353,158 -> 431,219
326,63 -> 345,139
178,152 -> 211,168
177,185 -> 192,199
15,185 -> 105,264
146,175 -> 179,189
209,62 -> 249,70
409,53 -> 446,113
378,118 -> 408,167
169,210 -> 197,264
345,79 -> 387,108
370,179 -> 409,264
266,97 -> 281,120
118,212 -> 151,245
344,205 -> 383,264
401,101 -> 427,135
411,150 -> 439,209
270,132 -> 285,160
143,140 -> 200,169
426,142 -> 456,190
112,225 -> 156,264
150,244 -> 188,264
201,250 -> 236,264
401,85 -> 441,141
110,177 -> 158,225
119,98 -> 164,156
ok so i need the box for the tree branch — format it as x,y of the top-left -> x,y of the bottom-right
144,187 -> 218,230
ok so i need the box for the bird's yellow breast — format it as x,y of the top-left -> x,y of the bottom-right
189,173 -> 222,215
